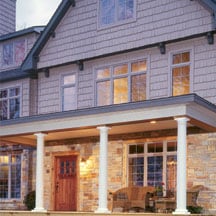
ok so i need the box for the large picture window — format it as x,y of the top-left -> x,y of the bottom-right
99,0 -> 135,27
96,59 -> 147,106
0,153 -> 21,199
0,87 -> 20,120
61,74 -> 77,111
128,141 -> 177,194
171,51 -> 190,96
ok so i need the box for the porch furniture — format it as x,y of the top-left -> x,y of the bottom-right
155,198 -> 176,213
154,185 -> 204,213
112,186 -> 155,212
187,185 -> 204,207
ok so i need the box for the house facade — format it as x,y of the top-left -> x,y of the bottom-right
1,0 -> 216,214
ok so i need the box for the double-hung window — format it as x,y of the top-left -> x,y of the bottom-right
0,87 -> 20,120
99,0 -> 135,27
0,153 -> 21,199
61,74 -> 77,111
96,59 -> 147,106
171,51 -> 190,96
128,141 -> 177,194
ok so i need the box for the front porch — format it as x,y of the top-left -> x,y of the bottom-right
1,94 -> 216,213
0,211 -> 216,216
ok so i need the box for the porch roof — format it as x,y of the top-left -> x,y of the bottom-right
1,94 -> 216,146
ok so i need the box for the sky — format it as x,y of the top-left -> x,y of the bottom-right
16,0 -> 62,30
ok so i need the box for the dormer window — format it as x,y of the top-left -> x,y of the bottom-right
2,40 -> 26,67
99,0 -> 135,27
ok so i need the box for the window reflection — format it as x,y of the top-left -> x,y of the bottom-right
96,60 -> 147,106
172,51 -> 190,96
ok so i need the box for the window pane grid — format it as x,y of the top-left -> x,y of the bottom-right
96,60 -> 147,106
128,157 -> 144,186
0,87 -> 20,120
62,74 -> 76,111
99,0 -> 134,27
128,141 -> 177,190
172,51 -> 190,96
0,154 -> 21,199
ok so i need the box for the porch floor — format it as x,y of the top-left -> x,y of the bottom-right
0,211 -> 215,216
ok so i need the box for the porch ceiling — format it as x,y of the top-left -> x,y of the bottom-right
1,94 -> 216,146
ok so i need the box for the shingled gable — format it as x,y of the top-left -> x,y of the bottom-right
21,0 -> 216,74
199,0 -> 216,28
0,26 -> 44,82
21,0 -> 75,73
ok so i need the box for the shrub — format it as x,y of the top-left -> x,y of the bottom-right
187,206 -> 203,214
24,191 -> 35,210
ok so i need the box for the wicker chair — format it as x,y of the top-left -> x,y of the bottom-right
112,186 -> 155,212
187,185 -> 204,206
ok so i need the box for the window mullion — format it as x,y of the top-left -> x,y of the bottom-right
144,143 -> 148,186
8,156 -> 11,199
128,63 -> 131,102
111,67 -> 114,104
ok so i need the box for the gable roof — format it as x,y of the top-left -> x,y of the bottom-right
198,0 -> 216,27
0,26 -> 44,42
0,26 -> 44,83
21,0 -> 75,73
21,0 -> 216,73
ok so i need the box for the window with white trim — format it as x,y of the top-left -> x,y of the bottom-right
0,153 -> 21,199
61,74 -> 77,111
99,0 -> 135,27
171,51 -> 190,96
0,87 -> 20,120
128,141 -> 177,194
96,59 -> 147,106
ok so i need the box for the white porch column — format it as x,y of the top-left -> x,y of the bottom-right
173,117 -> 190,215
32,133 -> 47,212
95,126 -> 111,213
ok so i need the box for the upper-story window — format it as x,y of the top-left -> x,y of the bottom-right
99,0 -> 135,27
0,87 -> 20,120
61,74 -> 77,111
96,59 -> 147,106
2,40 -> 26,67
0,153 -> 21,199
171,51 -> 190,96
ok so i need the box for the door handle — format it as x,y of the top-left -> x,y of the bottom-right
56,182 -> 59,192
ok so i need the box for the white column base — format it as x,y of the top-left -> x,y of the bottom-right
173,209 -> 190,215
32,207 -> 47,212
95,208 -> 111,213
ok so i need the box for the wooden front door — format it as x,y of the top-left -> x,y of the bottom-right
54,155 -> 77,211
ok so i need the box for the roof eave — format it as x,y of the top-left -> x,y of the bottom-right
199,0 -> 216,28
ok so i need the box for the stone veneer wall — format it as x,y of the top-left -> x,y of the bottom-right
43,133 -> 216,212
187,133 -> 216,213
44,140 -> 126,211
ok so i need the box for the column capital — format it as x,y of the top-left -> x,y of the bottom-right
97,126 -> 111,132
174,117 -> 190,122
34,132 -> 47,138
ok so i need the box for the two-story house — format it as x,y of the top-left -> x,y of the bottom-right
1,0 -> 216,214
